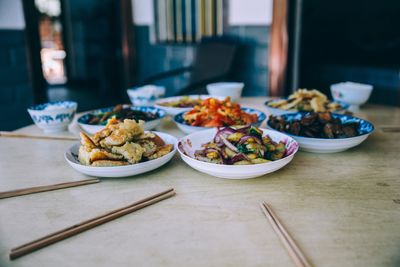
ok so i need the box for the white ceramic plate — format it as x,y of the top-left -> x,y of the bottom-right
267,112 -> 374,153
65,131 -> 177,178
177,128 -> 298,179
154,95 -> 225,116
173,107 -> 266,134
77,106 -> 166,135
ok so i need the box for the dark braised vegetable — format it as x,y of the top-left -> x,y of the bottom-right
269,112 -> 360,138
87,104 -> 158,125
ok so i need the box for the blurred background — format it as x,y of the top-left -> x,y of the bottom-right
0,0 -> 399,130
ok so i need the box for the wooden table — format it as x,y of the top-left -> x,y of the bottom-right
1,98 -> 399,267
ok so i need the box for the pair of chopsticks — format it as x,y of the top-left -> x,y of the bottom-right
0,178 -> 100,199
260,202 -> 312,267
0,131 -> 79,141
10,188 -> 176,260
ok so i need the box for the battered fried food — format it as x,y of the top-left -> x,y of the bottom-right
78,119 -> 173,166
267,89 -> 344,112
111,142 -> 144,164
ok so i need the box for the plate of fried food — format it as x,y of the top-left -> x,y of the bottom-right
177,126 -> 298,179
267,112 -> 374,153
265,89 -> 348,115
77,104 -> 166,134
173,97 -> 266,134
154,95 -> 225,116
65,119 -> 177,177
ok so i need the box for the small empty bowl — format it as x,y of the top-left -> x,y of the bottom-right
127,85 -> 166,106
206,82 -> 244,101
27,101 -> 77,133
330,82 -> 373,111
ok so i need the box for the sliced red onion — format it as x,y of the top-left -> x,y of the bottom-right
214,127 -> 237,143
228,153 -> 250,164
238,135 -> 262,145
219,134 -> 238,152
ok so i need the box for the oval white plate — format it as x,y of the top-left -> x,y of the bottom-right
177,128 -> 298,179
173,107 -> 266,134
77,106 -> 166,135
65,131 -> 177,178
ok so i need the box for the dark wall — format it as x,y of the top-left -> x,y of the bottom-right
0,30 -> 33,130
299,0 -> 400,105
133,25 -> 270,97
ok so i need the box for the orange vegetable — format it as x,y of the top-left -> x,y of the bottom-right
183,97 -> 258,127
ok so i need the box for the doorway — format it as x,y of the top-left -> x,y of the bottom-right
23,0 -> 135,111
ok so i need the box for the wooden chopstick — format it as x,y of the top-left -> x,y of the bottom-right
0,131 -> 79,141
260,202 -> 312,267
10,188 -> 176,260
0,178 -> 100,199
380,126 -> 400,132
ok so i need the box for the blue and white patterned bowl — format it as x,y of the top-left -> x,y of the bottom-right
267,112 -> 374,153
27,101 -> 77,133
173,107 -> 266,134
77,106 -> 167,135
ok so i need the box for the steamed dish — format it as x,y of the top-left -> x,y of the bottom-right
194,126 -> 289,165
78,118 -> 173,167
183,97 -> 258,127
267,89 -> 345,112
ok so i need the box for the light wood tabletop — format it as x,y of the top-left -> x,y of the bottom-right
1,97 -> 399,267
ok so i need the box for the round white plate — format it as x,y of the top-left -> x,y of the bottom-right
154,95 -> 225,116
77,106 -> 166,135
177,128 -> 298,179
173,107 -> 266,134
65,131 -> 177,178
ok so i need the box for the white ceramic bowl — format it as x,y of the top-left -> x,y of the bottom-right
206,82 -> 244,101
154,95 -> 225,116
330,82 -> 373,111
77,106 -> 166,135
173,107 -> 266,134
27,101 -> 77,133
177,128 -> 298,179
127,85 -> 165,106
65,131 -> 177,178
267,113 -> 375,153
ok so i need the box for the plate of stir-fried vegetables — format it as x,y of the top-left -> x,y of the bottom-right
177,126 -> 298,179
173,97 -> 266,134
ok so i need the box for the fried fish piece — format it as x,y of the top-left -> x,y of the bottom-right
147,144 -> 173,160
100,119 -> 144,148
80,132 -> 96,149
92,118 -> 120,144
91,160 -> 128,167
111,142 -> 144,164
138,132 -> 166,147
78,146 -> 124,165
137,140 -> 158,157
